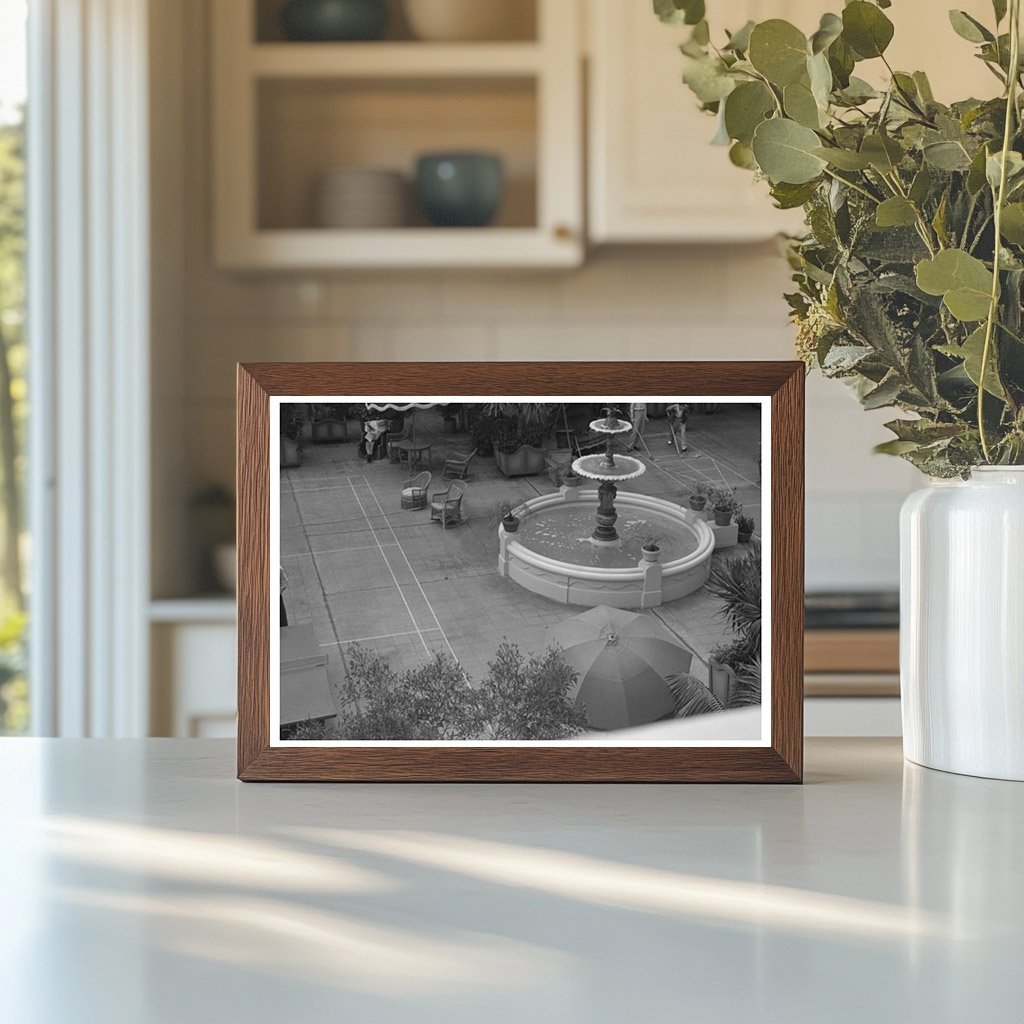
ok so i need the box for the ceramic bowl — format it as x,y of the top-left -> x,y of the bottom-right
316,168 -> 407,228
415,152 -> 504,228
281,0 -> 388,42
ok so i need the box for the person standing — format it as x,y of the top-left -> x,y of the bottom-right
628,401 -> 648,450
666,402 -> 690,452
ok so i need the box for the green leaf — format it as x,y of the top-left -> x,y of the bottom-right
810,12 -> 843,54
771,180 -> 820,209
724,20 -> 755,53
682,57 -> 736,104
814,146 -> 872,170
885,418 -> 963,443
915,249 -> 994,322
729,140 -> 757,169
653,0 -> 705,26
837,76 -> 879,104
807,51 -> 833,109
860,133 -> 904,173
842,1 -> 895,59
874,438 -> 922,456
967,144 -> 991,193
909,164 -> 933,205
932,190 -> 950,246
1000,203 -> 1024,245
939,326 -> 1005,398
723,81 -> 775,144
948,10 -> 994,44
922,140 -> 973,171
827,35 -> 856,88
913,71 -> 935,104
876,197 -> 918,228
986,150 -> 1024,191
748,20 -> 809,87
784,80 -> 824,129
751,118 -> 828,184
993,0 -> 1008,24
863,374 -> 903,409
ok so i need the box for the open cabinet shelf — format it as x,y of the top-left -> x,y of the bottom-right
249,42 -> 546,77
212,0 -> 583,269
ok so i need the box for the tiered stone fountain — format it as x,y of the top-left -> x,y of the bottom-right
497,407 -> 714,608
571,409 -> 647,543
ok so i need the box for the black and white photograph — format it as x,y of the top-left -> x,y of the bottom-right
271,397 -> 770,746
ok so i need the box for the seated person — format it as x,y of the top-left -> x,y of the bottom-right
362,418 -> 389,462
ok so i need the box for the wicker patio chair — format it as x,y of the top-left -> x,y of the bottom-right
386,420 -> 412,463
442,448 -> 477,480
400,471 -> 431,511
545,449 -> 574,486
430,480 -> 467,528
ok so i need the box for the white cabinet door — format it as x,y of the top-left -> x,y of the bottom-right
587,0 -> 995,244
588,0 -> 810,243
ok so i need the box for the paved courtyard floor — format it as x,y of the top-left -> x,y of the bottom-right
279,406 -> 762,713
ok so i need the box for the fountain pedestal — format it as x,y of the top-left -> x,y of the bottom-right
593,481 -> 620,543
571,410 -> 646,546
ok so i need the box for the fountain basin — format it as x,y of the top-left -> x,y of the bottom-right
498,489 -> 714,608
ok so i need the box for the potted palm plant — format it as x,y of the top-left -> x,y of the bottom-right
663,0 -> 1024,779
641,537 -> 662,562
487,403 -> 556,477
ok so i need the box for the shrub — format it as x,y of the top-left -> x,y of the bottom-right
707,544 -> 762,705
481,641 -> 588,740
289,641 -> 587,741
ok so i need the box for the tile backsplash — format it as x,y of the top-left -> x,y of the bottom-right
181,246 -> 917,593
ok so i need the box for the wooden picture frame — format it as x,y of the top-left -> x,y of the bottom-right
237,362 -> 804,782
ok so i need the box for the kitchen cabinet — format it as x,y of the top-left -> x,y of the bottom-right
586,0 -> 997,244
587,0 -> 811,243
150,600 -> 237,737
211,0 -> 583,269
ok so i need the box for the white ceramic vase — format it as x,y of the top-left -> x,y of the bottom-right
900,467 -> 1024,781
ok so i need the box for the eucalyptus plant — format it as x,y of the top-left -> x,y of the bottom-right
658,0 -> 1024,475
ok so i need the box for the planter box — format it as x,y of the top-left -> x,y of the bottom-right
708,659 -> 738,707
495,444 -> 547,478
313,418 -> 348,444
711,522 -> 738,549
280,436 -> 302,468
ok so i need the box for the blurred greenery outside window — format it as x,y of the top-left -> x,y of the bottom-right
0,0 -> 28,733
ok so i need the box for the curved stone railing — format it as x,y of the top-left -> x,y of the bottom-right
498,487 -> 715,608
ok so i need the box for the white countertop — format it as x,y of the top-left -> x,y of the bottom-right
1,738 -> 1021,1023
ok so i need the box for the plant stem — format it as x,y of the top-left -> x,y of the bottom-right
979,0 -> 1021,462
822,167 -> 880,205
884,171 -> 939,254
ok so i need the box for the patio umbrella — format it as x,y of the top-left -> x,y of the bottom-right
546,606 -> 698,731
366,401 -> 438,441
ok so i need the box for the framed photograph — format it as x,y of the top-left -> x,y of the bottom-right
237,362 -> 804,782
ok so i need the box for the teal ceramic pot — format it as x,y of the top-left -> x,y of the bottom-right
281,0 -> 388,41
415,152 -> 505,227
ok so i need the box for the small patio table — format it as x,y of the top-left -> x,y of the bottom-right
395,439 -> 432,471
